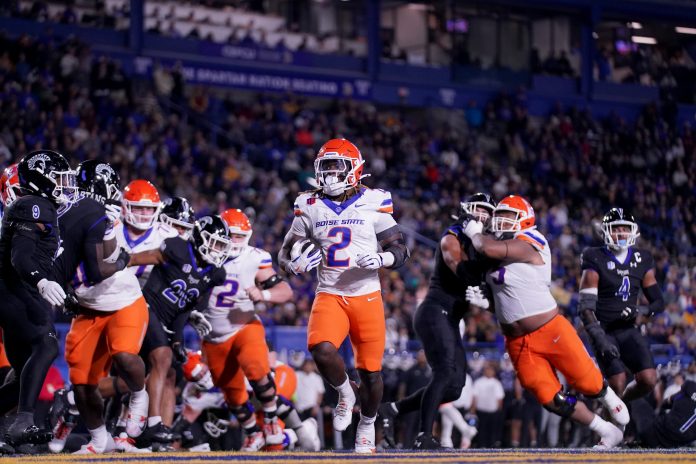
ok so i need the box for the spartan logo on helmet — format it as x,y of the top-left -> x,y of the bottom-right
95,163 -> 115,180
27,153 -> 52,174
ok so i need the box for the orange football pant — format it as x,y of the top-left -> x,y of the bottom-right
65,296 -> 149,385
505,314 -> 604,404
307,290 -> 385,372
202,319 -> 270,407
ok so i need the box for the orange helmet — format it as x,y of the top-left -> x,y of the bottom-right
220,208 -> 252,258
122,179 -> 161,230
0,163 -> 20,207
314,138 -> 365,196
182,351 -> 214,391
491,195 -> 536,235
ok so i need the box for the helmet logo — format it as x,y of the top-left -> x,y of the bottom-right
32,205 -> 40,219
198,216 -> 212,227
27,153 -> 51,174
96,163 -> 114,179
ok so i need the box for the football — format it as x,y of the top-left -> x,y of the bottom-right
290,238 -> 315,260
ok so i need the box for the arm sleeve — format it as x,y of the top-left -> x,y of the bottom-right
10,221 -> 49,286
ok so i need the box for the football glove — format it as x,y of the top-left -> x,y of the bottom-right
189,310 -> 212,338
462,218 -> 484,239
465,286 -> 490,309
287,240 -> 321,275
37,278 -> 67,307
356,252 -> 388,270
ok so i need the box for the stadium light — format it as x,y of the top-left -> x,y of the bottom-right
675,26 -> 696,35
627,22 -> 642,29
631,36 -> 657,45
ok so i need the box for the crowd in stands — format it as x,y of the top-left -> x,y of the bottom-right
0,30 -> 694,448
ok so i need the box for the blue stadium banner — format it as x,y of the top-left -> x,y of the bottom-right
135,56 -> 372,99
197,42 -> 294,65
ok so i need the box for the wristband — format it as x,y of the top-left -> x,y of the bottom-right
262,290 -> 272,301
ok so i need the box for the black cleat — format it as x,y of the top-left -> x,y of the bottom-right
0,440 -> 14,455
48,389 -> 71,429
378,402 -> 398,448
135,423 -> 175,447
414,433 -> 442,450
5,424 -> 53,447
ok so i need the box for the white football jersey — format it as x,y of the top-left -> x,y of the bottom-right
73,220 -> 143,312
120,222 -> 178,287
204,246 -> 274,343
485,229 -> 557,324
289,187 -> 398,296
182,383 -> 225,411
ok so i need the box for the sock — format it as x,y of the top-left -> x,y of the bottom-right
334,375 -> 354,398
588,414 -> 609,433
263,405 -> 278,422
67,390 -> 76,407
89,425 -> 108,448
359,413 -> 376,425
242,416 -> 260,434
131,388 -> 147,401
147,416 -> 162,427
284,409 -> 302,430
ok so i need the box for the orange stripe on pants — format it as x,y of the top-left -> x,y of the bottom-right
505,314 -> 604,404
307,290 -> 385,372
202,319 -> 270,407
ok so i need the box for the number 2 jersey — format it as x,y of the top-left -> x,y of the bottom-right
143,236 -> 226,328
205,246 -> 274,343
289,187 -> 398,297
486,229 -> 557,324
580,246 -> 654,326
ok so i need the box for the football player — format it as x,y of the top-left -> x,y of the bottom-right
51,160 -> 148,454
0,163 -> 20,218
579,208 -> 663,401
0,150 -> 72,447
278,139 -> 409,453
160,197 -> 196,240
202,208 -> 293,451
379,193 -> 496,449
463,195 -> 629,448
128,216 -> 228,447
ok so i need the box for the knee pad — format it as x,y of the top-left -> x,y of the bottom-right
230,400 -> 255,423
543,390 -> 577,418
250,375 -> 276,403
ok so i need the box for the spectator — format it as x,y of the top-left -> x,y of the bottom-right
471,362 -> 504,447
295,359 -> 325,422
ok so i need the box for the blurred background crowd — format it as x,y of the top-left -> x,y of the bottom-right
0,28 -> 693,448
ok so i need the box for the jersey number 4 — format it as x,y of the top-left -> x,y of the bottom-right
163,279 -> 200,309
615,276 -> 630,302
327,227 -> 351,267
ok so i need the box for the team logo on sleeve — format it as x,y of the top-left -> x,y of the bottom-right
607,261 -> 615,270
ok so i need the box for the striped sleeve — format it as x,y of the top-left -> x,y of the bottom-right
257,250 -> 274,270
516,231 -> 546,250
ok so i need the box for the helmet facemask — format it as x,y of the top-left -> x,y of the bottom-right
227,231 -> 251,259
314,156 -> 363,197
199,230 -> 232,267
50,169 -> 79,205
602,221 -> 639,250
491,208 -> 526,239
124,202 -> 161,230
462,201 -> 495,228
160,214 -> 195,240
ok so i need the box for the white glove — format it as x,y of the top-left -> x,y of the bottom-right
105,203 -> 122,224
287,240 -> 322,275
465,286 -> 490,310
189,310 -> 213,337
37,278 -> 67,307
462,219 -> 484,239
356,252 -> 394,270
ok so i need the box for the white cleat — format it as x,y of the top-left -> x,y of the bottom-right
48,411 -> 79,453
593,422 -> 624,449
114,433 -> 152,453
126,391 -> 149,438
355,421 -> 376,454
241,431 -> 265,451
460,425 -> 477,449
296,418 -> 321,451
333,390 -> 356,432
263,418 -> 284,445
599,387 -> 630,426
188,443 -> 211,452
73,435 -> 116,454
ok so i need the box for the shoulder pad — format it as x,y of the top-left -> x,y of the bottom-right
8,196 -> 56,223
363,188 -> 393,214
580,247 -> 601,271
293,192 -> 318,217
515,230 -> 546,250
